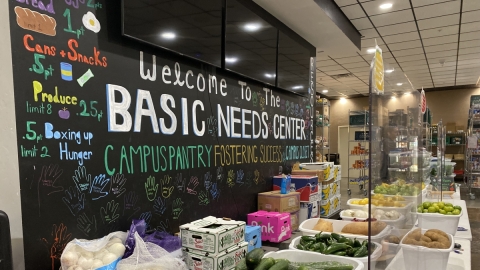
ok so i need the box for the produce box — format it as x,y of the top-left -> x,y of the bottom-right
299,201 -> 319,223
299,162 -> 334,181
446,122 -> 456,133
257,191 -> 300,213
320,194 -> 340,217
183,242 -> 248,270
290,211 -> 300,231
247,211 -> 292,243
333,165 -> 341,181
272,176 -> 318,202
180,216 -> 245,255
244,225 -> 261,252
321,178 -> 341,200
291,169 -> 324,181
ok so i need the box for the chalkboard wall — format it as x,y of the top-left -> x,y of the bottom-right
9,0 -> 315,269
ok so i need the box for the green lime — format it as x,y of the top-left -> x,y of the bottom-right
417,206 -> 423,213
438,202 -> 445,209
452,209 -> 461,215
445,203 -> 453,207
444,206 -> 454,213
428,206 -> 437,213
454,205 -> 462,211
446,212 -> 453,215
432,203 -> 439,208
423,209 -> 429,213
423,202 -> 432,209
439,209 -> 446,215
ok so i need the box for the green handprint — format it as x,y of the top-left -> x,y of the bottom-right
227,170 -> 235,187
198,190 -> 210,205
172,198 -> 184,220
145,176 -> 158,201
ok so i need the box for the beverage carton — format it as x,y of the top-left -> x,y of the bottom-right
245,225 -> 261,252
183,242 -> 248,270
180,216 -> 245,255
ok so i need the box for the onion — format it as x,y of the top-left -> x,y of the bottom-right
107,243 -> 126,257
61,251 -> 78,267
77,257 -> 92,269
102,253 -> 118,265
91,259 -> 104,268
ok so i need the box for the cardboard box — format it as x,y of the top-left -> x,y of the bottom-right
320,195 -> 341,217
183,242 -> 248,270
299,162 -> 334,181
291,169 -> 324,181
180,216 -> 245,255
333,165 -> 341,181
247,211 -> 292,243
245,225 -> 261,252
299,200 -> 319,222
257,191 -> 300,213
290,211 -> 300,231
273,175 -> 319,202
446,122 -> 456,134
456,125 -> 465,133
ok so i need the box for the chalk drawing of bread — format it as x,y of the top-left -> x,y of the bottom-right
14,6 -> 56,36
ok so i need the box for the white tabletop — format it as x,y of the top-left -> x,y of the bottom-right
438,200 -> 472,241
384,238 -> 471,270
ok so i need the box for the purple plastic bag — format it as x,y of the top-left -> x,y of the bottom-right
123,219 -> 147,259
143,231 -> 182,253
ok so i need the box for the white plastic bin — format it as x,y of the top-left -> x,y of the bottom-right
416,210 -> 462,236
298,218 -> 392,243
340,212 -> 406,229
371,189 -> 425,204
264,250 -> 364,270
347,199 -> 412,217
400,228 -> 454,270
289,236 -> 380,269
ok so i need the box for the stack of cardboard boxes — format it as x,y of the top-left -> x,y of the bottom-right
256,190 -> 300,232
320,163 -> 342,217
180,216 -> 248,270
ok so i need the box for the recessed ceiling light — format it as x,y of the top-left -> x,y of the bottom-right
322,89 -> 329,93
265,73 -> 275,78
292,85 -> 303,90
225,57 -> 238,63
385,69 -> 394,73
380,3 -> 393,9
340,97 -> 346,103
244,23 -> 261,32
396,83 -> 403,86
367,48 -> 376,54
404,92 -> 411,95
161,32 -> 176,39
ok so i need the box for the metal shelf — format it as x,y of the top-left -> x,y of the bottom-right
349,168 -> 367,170
349,140 -> 368,143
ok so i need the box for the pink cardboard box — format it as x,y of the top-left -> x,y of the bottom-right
247,211 -> 292,243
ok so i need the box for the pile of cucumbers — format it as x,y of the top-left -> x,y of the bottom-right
296,232 -> 371,258
235,248 -> 354,270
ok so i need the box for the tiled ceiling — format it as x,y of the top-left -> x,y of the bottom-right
318,0 -> 480,97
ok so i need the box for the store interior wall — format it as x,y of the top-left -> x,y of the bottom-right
0,0 -> 24,269
426,88 -> 480,127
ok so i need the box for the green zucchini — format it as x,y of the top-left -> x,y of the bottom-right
246,248 -> 264,268
269,260 -> 289,270
234,258 -> 248,270
254,258 -> 276,270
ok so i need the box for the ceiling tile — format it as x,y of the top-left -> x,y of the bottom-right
361,38 -> 386,48
350,17 -> 374,30
392,47 -> 424,57
326,69 -> 350,75
320,65 -> 346,72
460,39 -> 480,49
383,31 -> 420,43
426,49 -> 458,58
422,34 -> 458,46
463,0 -> 480,12
359,28 -> 379,39
413,1 -> 461,20
400,59 -> 428,67
361,0 -> 412,16
387,40 -> 423,50
417,13 -> 459,30
460,31 -> 480,41
458,54 -> 480,61
429,60 -> 457,69
403,65 -> 429,71
462,10 -> 480,24
334,56 -> 366,64
369,10 -> 415,27
341,4 -> 366,19
430,65 -> 457,71
459,47 -> 480,55
421,25 -> 459,39
424,43 -> 458,53
461,21 -> 480,33
412,0 -> 458,7
397,54 -> 426,62
342,61 -> 370,69
334,0 -> 358,7
317,59 -> 340,67
377,22 -> 418,36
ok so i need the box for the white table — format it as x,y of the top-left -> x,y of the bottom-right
385,239 -> 471,270
439,200 -> 472,241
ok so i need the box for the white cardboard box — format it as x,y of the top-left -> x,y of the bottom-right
180,216 -> 246,255
183,242 -> 248,270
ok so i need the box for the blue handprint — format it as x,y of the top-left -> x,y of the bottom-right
90,174 -> 110,200
236,169 -> 245,185
153,196 -> 167,215
210,183 -> 221,200
204,172 -> 212,191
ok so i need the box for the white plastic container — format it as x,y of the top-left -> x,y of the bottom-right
347,199 -> 413,217
400,228 -> 454,270
288,236 -> 379,269
264,250 -> 364,270
371,189 -> 424,204
340,211 -> 407,229
416,210 -> 462,236
298,218 -> 392,243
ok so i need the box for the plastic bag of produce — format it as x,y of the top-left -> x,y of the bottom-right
60,231 -> 127,270
123,219 -> 147,259
143,230 -> 182,258
116,232 -> 187,270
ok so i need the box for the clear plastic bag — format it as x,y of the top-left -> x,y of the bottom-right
60,231 -> 127,270
116,232 -> 188,270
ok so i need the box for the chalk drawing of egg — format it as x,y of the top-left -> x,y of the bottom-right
82,12 -> 101,33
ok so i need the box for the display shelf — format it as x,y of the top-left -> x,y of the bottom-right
316,97 -> 330,162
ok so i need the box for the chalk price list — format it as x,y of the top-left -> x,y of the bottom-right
20,121 -> 50,158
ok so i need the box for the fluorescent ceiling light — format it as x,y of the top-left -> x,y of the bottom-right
322,89 -> 328,93
225,57 -> 238,63
404,92 -> 411,95
396,83 -> 403,86
385,69 -> 394,73
340,97 -> 346,103
265,73 -> 275,78
391,96 -> 396,100
367,48 -> 376,54
244,23 -> 261,32
292,85 -> 303,90
161,32 -> 176,39
380,3 -> 393,9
